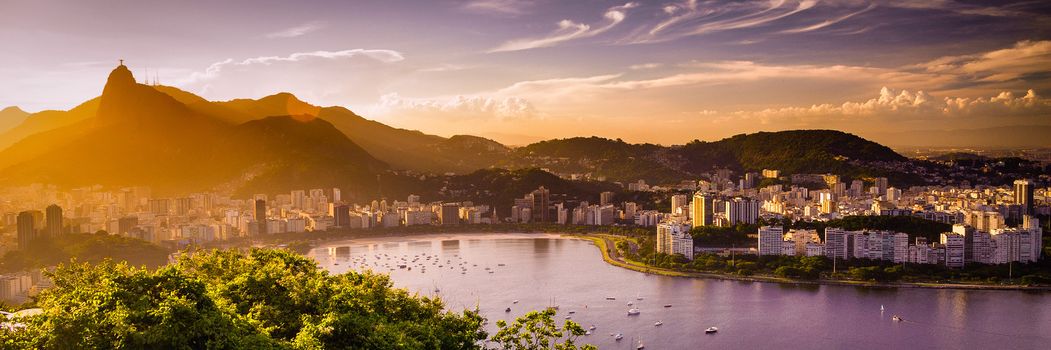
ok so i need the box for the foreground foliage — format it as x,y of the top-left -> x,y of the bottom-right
0,248 -> 599,349
0,249 -> 486,349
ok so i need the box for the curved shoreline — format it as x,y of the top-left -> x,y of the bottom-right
567,234 -> 1051,292
263,230 -> 1050,292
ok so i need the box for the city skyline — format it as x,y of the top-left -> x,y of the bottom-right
2,0 -> 1050,145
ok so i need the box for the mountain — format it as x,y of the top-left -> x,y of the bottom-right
0,99 -> 98,152
0,65 -> 385,195
316,107 -> 509,173
499,131 -> 909,185
502,137 -> 688,184
150,89 -> 510,174
0,106 -> 29,135
672,130 -> 907,174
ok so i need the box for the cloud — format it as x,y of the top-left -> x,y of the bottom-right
461,0 -> 533,16
730,87 -> 1051,124
625,0 -> 823,44
780,3 -> 876,34
374,93 -> 539,120
879,0 -> 1027,17
182,49 -> 404,84
629,63 -> 662,70
489,2 -> 638,52
265,21 -> 325,38
176,49 -> 407,106
909,40 -> 1051,89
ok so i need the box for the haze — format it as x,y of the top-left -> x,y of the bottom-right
1,0 -> 1049,145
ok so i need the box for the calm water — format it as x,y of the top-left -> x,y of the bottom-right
308,234 -> 1051,349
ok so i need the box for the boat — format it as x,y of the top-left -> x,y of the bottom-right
565,316 -> 571,320
654,321 -> 662,326
881,305 -> 885,311
585,330 -> 592,335
606,296 -> 616,300
568,311 -> 575,314
589,325 -> 596,330
498,263 -> 506,266
627,301 -> 634,306
636,337 -> 645,350
705,327 -> 718,334
892,315 -> 904,322
627,308 -> 640,316
663,304 -> 672,308
513,300 -> 519,304
505,308 -> 511,313
614,333 -> 623,341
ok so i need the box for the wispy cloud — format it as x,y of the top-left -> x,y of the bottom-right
489,2 -> 638,53
880,0 -> 1028,17
780,3 -> 877,34
461,0 -> 533,16
629,63 -> 662,70
186,49 -> 404,82
375,92 -> 539,120
266,21 -> 325,38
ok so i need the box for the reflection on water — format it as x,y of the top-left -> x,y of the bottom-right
308,234 -> 1051,349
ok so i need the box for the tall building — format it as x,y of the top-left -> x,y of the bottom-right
940,232 -> 965,268
16,211 -> 37,250
824,227 -> 849,259
599,191 -> 614,206
670,194 -> 688,215
1022,215 -> 1043,260
875,177 -> 889,196
531,186 -> 551,223
1014,179 -> 1034,215
689,192 -> 713,228
45,204 -> 63,236
332,205 -> 351,227
332,188 -> 342,204
439,203 -> 460,225
254,199 -> 267,235
757,226 -> 783,256
657,220 -> 694,260
724,197 -> 759,225
952,224 -> 991,264
291,190 -> 306,209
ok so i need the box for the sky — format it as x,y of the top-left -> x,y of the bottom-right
1,0 -> 1049,145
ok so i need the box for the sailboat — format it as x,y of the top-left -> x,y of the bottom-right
636,335 -> 645,349
881,305 -> 885,312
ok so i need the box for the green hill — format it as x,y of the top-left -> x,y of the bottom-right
499,131 -> 909,184
674,130 -> 907,174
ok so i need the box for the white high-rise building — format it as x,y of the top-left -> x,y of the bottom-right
757,226 -> 784,256
940,232 -> 965,268
657,220 -> 694,260
725,197 -> 760,225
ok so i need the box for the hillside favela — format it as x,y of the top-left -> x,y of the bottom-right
0,1 -> 1049,349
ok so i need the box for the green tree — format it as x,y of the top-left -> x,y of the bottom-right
488,308 -> 595,350
0,248 -> 488,349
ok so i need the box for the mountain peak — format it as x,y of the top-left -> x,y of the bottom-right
105,64 -> 136,88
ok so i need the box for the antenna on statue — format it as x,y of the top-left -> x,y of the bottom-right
119,59 -> 124,66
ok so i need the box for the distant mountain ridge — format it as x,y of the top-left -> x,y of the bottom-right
0,64 -> 925,196
497,131 -> 906,184
0,106 -> 29,135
